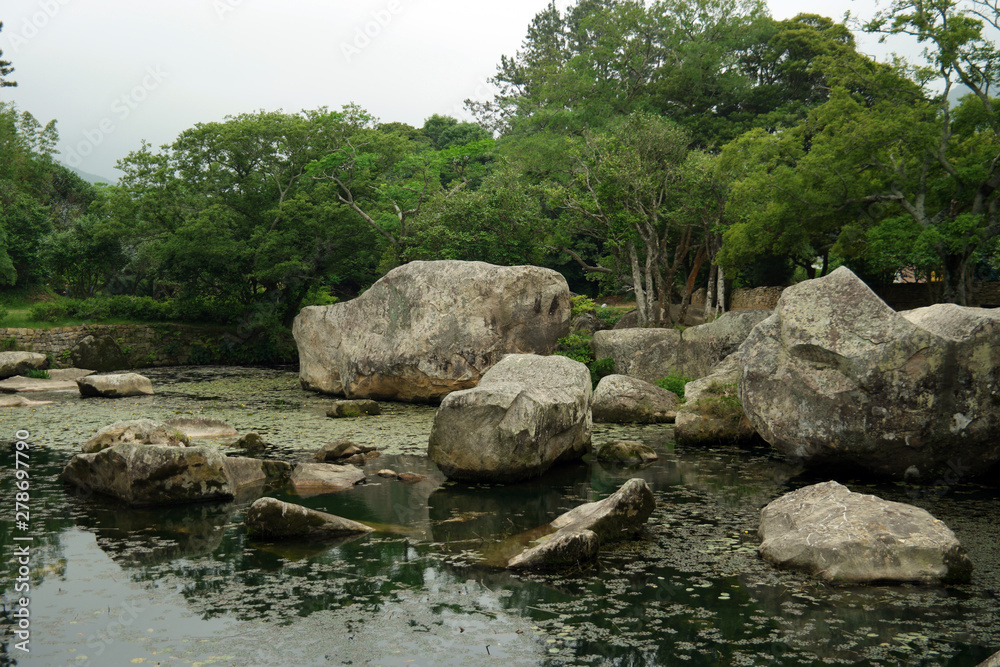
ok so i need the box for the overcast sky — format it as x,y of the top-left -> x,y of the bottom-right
0,0 -> 911,179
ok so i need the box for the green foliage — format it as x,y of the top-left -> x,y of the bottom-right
0,303 -> 7,324
569,295 -> 596,318
553,333 -> 594,364
24,369 -> 49,379
655,375 -> 694,400
0,336 -> 16,351
589,357 -> 616,388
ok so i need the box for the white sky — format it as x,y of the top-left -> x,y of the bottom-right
0,0 -> 912,179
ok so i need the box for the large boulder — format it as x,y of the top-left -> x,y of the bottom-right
70,335 -> 129,372
592,310 -> 772,383
245,497 -> 374,540
428,354 -> 592,482
293,260 -> 571,402
82,419 -> 190,454
64,444 -> 234,506
0,352 -> 47,379
739,266 -> 1000,478
979,650 -> 1000,667
674,353 -> 757,445
77,373 -> 154,398
507,478 -> 655,569
758,481 -> 973,584
591,374 -> 678,424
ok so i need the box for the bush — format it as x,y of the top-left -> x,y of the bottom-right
29,301 -> 71,322
553,333 -> 594,364
655,374 -> 694,400
25,369 -> 50,379
570,295 -> 596,318
588,357 -> 615,388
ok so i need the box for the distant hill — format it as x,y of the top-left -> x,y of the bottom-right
61,163 -> 117,185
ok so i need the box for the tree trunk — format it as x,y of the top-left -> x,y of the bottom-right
704,263 -> 717,320
628,240 -> 649,327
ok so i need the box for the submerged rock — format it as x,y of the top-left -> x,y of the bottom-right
0,395 -> 54,408
289,463 -> 366,495
313,440 -> 378,464
758,481 -> 973,584
739,266 -> 1000,478
294,260 -> 571,402
507,478 -> 655,569
327,399 -> 381,418
0,351 -> 47,379
77,373 -> 154,398
675,353 -> 757,445
591,374 -> 678,424
245,497 -> 373,540
428,354 -> 592,482
165,417 -> 239,438
82,418 -> 190,454
233,431 -> 267,453
596,440 -> 658,466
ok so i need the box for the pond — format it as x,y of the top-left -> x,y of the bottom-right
1,365 -> 998,666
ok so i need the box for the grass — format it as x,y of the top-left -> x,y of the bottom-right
0,288 -> 162,329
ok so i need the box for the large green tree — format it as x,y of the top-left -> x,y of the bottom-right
111,108 -> 378,325
0,22 -> 16,90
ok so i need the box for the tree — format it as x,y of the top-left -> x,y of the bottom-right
0,23 -> 16,90
111,109 -> 378,325
858,0 -> 1000,303
556,112 -> 702,326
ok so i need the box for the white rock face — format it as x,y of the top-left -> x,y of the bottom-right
739,266 -> 1000,478
758,481 -> 973,584
293,260 -> 571,402
428,354 -> 592,482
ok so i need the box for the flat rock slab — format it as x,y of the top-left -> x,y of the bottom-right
165,417 -> 240,438
506,478 -> 655,569
0,395 -> 55,408
0,376 -> 82,393
290,463 -> 366,496
48,368 -> 95,381
245,497 -> 374,540
77,373 -> 154,398
758,481 -> 973,584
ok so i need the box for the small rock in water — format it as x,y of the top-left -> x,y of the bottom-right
327,399 -> 381,418
397,472 -> 428,484
376,469 -> 399,479
234,431 -> 267,453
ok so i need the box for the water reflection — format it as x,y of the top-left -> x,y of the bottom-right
2,366 -> 998,666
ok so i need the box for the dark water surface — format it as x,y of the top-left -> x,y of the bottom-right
1,366 -> 998,666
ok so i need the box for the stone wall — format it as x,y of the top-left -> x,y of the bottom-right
0,324 -> 236,369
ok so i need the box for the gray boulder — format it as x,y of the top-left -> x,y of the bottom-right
313,440 -> 378,463
82,419 -> 190,454
327,399 -> 381,418
739,266 -> 1000,478
978,650 -> 1000,667
77,373 -> 154,398
63,444 -> 233,506
428,354 -> 592,482
165,417 -> 239,438
222,457 -> 292,489
507,478 -> 655,569
245,497 -> 374,540
591,374 -> 678,423
674,353 -> 757,445
0,352 -> 47,379
758,481 -> 973,584
233,431 -> 266,453
289,463 -> 366,495
293,260 -> 571,402
593,310 -> 771,383
70,335 -> 129,372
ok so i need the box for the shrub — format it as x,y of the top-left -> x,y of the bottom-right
570,295 -> 596,318
588,357 -> 615,388
553,333 -> 594,364
25,369 -> 50,379
655,374 -> 694,400
29,301 -> 70,322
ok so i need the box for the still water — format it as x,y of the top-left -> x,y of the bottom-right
1,366 -> 998,666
